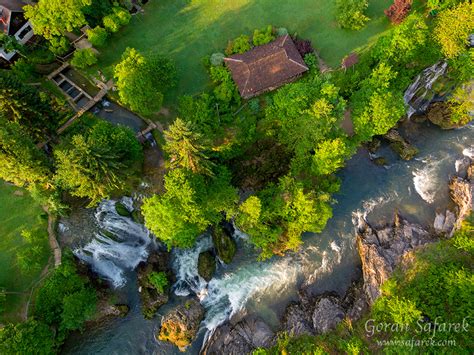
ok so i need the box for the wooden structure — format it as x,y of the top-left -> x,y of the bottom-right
224,35 -> 308,99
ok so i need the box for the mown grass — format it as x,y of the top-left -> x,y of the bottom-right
95,0 -> 394,105
0,182 -> 50,323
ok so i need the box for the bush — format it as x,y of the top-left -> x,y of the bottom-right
226,34 -> 251,55
276,27 -> 288,36
70,48 -> 98,69
335,0 -> 370,30
293,38 -> 313,56
385,0 -> 412,25
148,271 -> 168,294
210,52 -> 225,66
253,25 -> 275,46
87,26 -> 108,47
113,6 -> 132,25
103,7 -> 131,34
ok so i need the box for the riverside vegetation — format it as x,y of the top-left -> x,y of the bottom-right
0,0 -> 472,353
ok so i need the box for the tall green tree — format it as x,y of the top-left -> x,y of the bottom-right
164,118 -> 214,175
335,0 -> 370,30
114,48 -> 177,115
0,320 -> 55,354
0,72 -> 59,141
54,120 -> 142,206
0,117 -> 51,187
235,176 -> 333,259
351,63 -> 406,142
24,0 -> 91,40
142,167 -> 237,248
434,1 -> 474,59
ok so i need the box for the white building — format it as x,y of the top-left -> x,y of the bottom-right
0,0 -> 34,62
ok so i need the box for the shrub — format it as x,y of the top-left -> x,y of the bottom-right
103,14 -> 121,32
210,52 -> 225,66
385,0 -> 412,24
276,27 -> 289,36
252,25 -> 275,46
293,38 -> 313,56
87,26 -> 108,47
335,0 -> 370,30
70,48 -> 98,69
113,6 -> 131,25
226,34 -> 251,55
148,272 -> 168,294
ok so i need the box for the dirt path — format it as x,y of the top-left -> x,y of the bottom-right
314,50 -> 332,74
44,210 -> 62,267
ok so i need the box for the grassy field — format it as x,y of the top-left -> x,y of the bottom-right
96,0 -> 393,105
0,182 -> 50,323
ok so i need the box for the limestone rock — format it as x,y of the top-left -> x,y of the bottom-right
384,129 -> 418,160
311,296 -> 345,334
137,251 -> 172,319
281,303 -> 313,337
426,102 -> 463,129
159,299 -> 205,351
202,316 -> 275,355
212,224 -> 237,264
198,251 -> 216,281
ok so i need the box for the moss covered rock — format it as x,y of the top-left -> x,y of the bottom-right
198,251 -> 216,281
115,202 -> 131,217
212,225 -> 236,264
384,129 -> 418,161
427,101 -> 466,130
137,252 -> 173,319
158,299 -> 205,351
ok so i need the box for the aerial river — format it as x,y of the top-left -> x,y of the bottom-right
60,61 -> 474,353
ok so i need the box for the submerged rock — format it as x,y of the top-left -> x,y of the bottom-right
198,251 -> 216,281
115,202 -> 131,217
158,299 -> 204,351
384,129 -> 418,160
312,296 -> 345,334
137,251 -> 173,319
212,224 -> 236,264
202,316 -> 275,355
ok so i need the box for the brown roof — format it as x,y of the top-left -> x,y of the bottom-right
224,35 -> 308,99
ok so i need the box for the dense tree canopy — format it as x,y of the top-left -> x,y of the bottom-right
0,71 -> 59,141
142,167 -> 237,248
351,63 -> 406,141
335,0 -> 369,30
0,118 -> 51,187
54,120 -> 142,206
0,320 -> 55,354
433,1 -> 474,59
114,48 -> 177,115
236,176 -> 333,259
24,0 -> 91,40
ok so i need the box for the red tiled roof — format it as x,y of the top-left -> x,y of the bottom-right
224,35 -> 308,99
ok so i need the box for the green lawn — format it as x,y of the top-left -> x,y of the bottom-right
96,0 -> 393,105
0,182 -> 50,323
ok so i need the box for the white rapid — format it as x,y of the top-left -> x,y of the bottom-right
404,61 -> 448,118
73,198 -> 152,288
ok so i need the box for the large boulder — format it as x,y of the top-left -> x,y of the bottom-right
212,224 -> 236,264
198,251 -> 216,281
383,129 -> 418,160
281,303 -> 313,337
426,102 -> 464,130
356,213 -> 432,304
311,296 -> 345,334
202,316 -> 275,355
159,299 -> 205,351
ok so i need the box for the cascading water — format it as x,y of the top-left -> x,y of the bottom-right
72,197 -> 153,288
404,61 -> 448,118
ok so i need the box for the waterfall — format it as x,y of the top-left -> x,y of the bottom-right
73,198 -> 152,288
171,234 -> 214,298
404,61 -> 448,118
